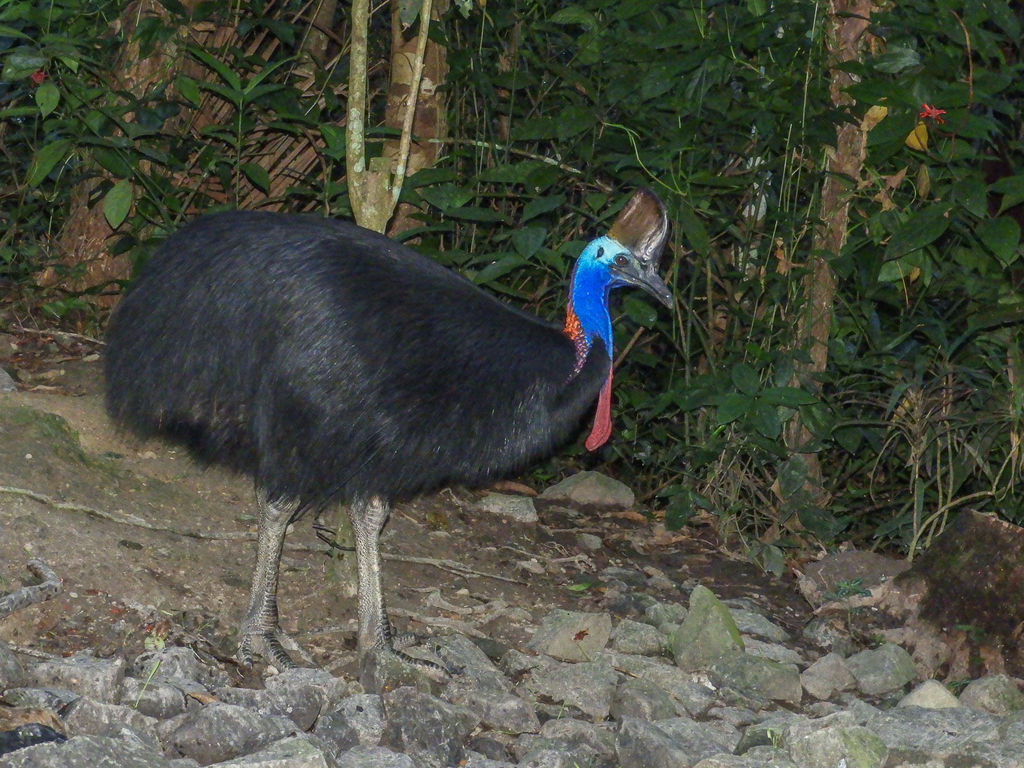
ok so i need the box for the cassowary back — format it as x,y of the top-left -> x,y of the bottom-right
104,212 -> 608,508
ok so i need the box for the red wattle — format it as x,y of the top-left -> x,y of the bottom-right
584,371 -> 613,451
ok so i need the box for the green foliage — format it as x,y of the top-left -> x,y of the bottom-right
2,0 -> 1023,562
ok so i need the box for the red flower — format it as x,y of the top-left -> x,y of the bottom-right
918,104 -> 946,124
30,69 -> 46,86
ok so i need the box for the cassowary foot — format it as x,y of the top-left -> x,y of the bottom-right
237,628 -> 314,671
359,643 -> 454,690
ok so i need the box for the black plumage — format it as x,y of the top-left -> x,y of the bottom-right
104,189 -> 670,674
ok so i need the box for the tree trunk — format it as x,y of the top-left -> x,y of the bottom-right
783,0 -> 875,509
383,0 -> 449,238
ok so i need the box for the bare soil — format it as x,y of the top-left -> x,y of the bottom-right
0,331 -> 813,684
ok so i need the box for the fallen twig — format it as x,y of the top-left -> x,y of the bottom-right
0,560 -> 62,619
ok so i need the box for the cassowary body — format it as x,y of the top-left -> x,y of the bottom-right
104,189 -> 670,672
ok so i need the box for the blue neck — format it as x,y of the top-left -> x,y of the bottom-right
566,237 -> 616,361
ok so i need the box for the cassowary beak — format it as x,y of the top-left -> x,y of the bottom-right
612,258 -> 673,308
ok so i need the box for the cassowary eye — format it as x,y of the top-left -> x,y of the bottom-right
615,253 -> 629,266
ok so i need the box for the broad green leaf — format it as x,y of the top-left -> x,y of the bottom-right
556,105 -> 595,138
759,387 -> 818,407
676,205 -> 710,257
777,455 -> 808,498
511,226 -> 547,258
27,139 -> 72,187
522,194 -> 564,222
977,216 -> 1021,266
477,162 -> 543,184
885,204 -> 949,258
731,362 -> 760,396
103,179 -> 133,229
189,47 -> 241,91
549,6 -> 599,29
92,147 -> 133,178
1,46 -> 45,81
715,392 -> 751,425
750,403 -> 781,439
991,175 -> 1024,215
871,46 -> 921,73
419,183 -> 474,212
445,206 -> 507,223
622,294 -> 658,327
176,75 -> 202,107
34,81 -> 59,116
473,254 -> 526,284
241,162 -> 270,193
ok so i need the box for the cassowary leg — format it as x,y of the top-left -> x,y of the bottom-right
350,496 -> 448,675
237,496 -> 307,669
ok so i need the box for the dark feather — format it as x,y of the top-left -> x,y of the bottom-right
104,212 -> 609,508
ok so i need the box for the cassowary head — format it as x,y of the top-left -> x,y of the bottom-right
567,188 -> 672,450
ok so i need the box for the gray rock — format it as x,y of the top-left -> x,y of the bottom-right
210,734 -> 330,767
0,366 -> 16,392
527,609 -> 612,662
517,659 -> 620,721
334,745 -> 417,768
709,654 -> 803,706
540,471 -> 635,509
898,679 -> 961,709
1,686 -> 80,710
728,609 -> 790,643
615,716 -> 738,768
129,647 -> 229,689
958,674 -> 1024,714
381,686 -> 479,768
636,663 -> 716,716
692,745 -> 797,767
216,667 -> 332,730
598,566 -> 648,588
162,702 -> 297,764
670,585 -> 744,671
865,705 -> 1000,753
313,693 -> 385,750
576,533 -> 603,551
785,721 -> 888,768
643,600 -> 688,628
474,492 -> 538,523
120,676 -> 190,719
800,616 -> 856,656
610,678 -> 677,720
800,652 -> 856,701
740,637 -> 803,666
460,688 -> 540,734
845,643 -> 917,696
538,718 -> 616,760
0,734 -> 180,767
0,640 -> 26,689
515,746 -> 595,768
610,618 -> 666,656
462,752 -> 517,768
63,696 -> 160,749
735,713 -> 808,753
27,652 -> 126,703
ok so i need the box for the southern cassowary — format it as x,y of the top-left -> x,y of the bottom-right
103,188 -> 671,673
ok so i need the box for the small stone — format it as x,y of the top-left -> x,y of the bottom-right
27,652 -> 126,704
517,658 -> 620,721
381,686 -> 479,768
610,678 -> 677,720
643,601 -> 688,628
0,734 -> 180,767
958,674 -> 1024,714
845,643 -> 918,696
801,652 -> 856,701
540,471 -> 635,509
212,734 -> 329,767
786,722 -> 888,768
63,697 -> 160,749
0,640 -> 26,689
670,585 -> 744,671
709,654 -> 803,706
335,745 -> 417,768
0,367 -> 16,392
610,618 -> 666,656
162,702 -> 296,765
729,609 -> 791,643
527,609 -> 612,662
313,693 -> 385,749
898,679 -> 961,709
474,493 -> 538,523
576,532 -> 603,551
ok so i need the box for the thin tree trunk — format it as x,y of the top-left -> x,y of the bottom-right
784,0 -> 875,503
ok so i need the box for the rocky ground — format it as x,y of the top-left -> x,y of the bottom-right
2,332 -> 1024,768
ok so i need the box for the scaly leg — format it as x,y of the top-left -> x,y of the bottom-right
237,495 -> 306,669
350,495 -> 448,675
